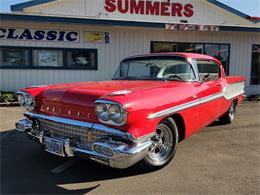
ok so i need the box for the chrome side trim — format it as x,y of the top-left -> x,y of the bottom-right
223,81 -> 245,100
148,81 -> 245,119
148,92 -> 222,119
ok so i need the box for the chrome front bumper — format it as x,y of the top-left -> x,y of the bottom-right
16,113 -> 153,169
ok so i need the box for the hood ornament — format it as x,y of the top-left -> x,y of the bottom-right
110,90 -> 132,96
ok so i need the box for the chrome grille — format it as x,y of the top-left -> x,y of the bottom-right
38,118 -> 108,149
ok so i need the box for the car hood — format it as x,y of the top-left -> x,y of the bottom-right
30,80 -> 189,123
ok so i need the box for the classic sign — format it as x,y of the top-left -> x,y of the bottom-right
104,0 -> 194,17
0,28 -> 79,42
16,53 -> 245,170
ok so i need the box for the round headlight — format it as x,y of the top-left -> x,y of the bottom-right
96,104 -> 109,121
95,101 -> 128,126
109,104 -> 122,123
18,94 -> 25,107
25,94 -> 35,109
17,92 -> 36,110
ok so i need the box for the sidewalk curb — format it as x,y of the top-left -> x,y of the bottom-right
0,102 -> 20,107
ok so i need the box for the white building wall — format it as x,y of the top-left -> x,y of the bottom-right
0,21 -> 259,94
22,0 -> 258,27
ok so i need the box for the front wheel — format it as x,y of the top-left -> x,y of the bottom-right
138,118 -> 179,171
219,100 -> 237,124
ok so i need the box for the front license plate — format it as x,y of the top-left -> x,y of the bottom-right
44,137 -> 65,157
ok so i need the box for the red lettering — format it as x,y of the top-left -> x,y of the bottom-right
146,1 -> 160,15
161,2 -> 170,16
118,0 -> 129,13
104,0 -> 194,18
104,0 -> 116,12
184,4 -> 193,17
130,0 -> 144,14
171,3 -> 183,17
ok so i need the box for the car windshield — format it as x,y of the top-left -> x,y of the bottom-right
113,56 -> 195,81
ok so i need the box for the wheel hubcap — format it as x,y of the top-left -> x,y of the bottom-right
148,125 -> 173,163
229,102 -> 236,120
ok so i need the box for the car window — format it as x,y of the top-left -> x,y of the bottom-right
161,63 -> 193,81
196,60 -> 220,82
114,57 -> 195,81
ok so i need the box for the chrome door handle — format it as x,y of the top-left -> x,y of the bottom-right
192,94 -> 197,98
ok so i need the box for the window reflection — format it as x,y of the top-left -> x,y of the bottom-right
0,48 -> 29,67
151,42 -> 230,75
251,45 -> 260,85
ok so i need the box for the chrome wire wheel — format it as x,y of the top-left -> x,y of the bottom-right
147,123 -> 174,165
228,101 -> 236,121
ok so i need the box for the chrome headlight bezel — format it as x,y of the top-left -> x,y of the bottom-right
17,91 -> 36,110
95,100 -> 128,126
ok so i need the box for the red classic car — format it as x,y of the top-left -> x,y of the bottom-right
16,53 -> 245,170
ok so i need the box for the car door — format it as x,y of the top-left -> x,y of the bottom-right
193,59 -> 224,128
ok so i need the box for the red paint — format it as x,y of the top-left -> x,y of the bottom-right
171,3 -> 182,17
184,4 -> 193,17
104,0 -> 116,12
160,2 -> 171,16
22,53 -> 245,139
118,0 -> 128,14
104,0 -> 194,17
146,1 -> 160,15
130,0 -> 145,14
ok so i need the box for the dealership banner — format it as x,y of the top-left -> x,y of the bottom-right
166,24 -> 220,32
0,28 -> 80,42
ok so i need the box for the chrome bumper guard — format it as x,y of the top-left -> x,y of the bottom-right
16,113 -> 153,169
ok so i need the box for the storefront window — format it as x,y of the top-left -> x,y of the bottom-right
66,49 -> 97,69
251,45 -> 260,85
32,49 -> 63,67
0,47 -> 29,67
177,43 -> 203,53
204,44 -> 229,75
151,42 -> 230,75
151,42 -> 177,53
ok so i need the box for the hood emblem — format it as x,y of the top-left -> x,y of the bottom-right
110,90 -> 132,96
68,110 -> 71,115
77,112 -> 81,117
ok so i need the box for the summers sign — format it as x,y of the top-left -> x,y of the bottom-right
0,28 -> 80,42
104,0 -> 194,17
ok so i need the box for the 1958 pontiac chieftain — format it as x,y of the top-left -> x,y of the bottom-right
16,53 -> 245,170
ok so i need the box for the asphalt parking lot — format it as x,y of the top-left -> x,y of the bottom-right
0,102 -> 259,195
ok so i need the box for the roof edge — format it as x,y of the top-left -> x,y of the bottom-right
206,0 -> 257,23
11,0 -> 56,12
0,13 -> 259,32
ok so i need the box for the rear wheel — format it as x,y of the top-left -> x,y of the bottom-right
219,100 -> 237,124
139,118 -> 178,170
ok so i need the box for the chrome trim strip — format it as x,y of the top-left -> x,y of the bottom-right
25,112 -> 93,128
223,81 -> 245,100
148,81 -> 245,119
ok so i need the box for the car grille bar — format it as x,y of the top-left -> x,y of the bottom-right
37,118 -> 108,149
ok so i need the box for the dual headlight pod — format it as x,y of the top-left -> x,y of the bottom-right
95,100 -> 128,126
17,92 -> 36,110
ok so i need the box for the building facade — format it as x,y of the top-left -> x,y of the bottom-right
0,0 -> 259,94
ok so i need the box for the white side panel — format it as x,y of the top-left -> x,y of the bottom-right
22,0 -> 258,27
0,21 -> 259,95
